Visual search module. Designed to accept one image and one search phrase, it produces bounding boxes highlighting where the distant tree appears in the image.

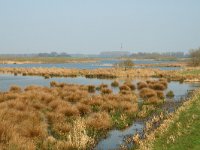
[189,48,200,66]
[114,59,134,70]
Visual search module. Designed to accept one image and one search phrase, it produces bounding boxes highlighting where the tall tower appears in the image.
[120,43,123,51]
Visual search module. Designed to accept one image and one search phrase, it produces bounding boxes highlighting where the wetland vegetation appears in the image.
[0,54,200,149]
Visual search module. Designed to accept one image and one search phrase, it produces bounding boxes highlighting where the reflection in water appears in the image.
[0,74,199,98]
[95,122,144,150]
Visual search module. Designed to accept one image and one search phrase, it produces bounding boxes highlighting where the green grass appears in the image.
[151,93,200,150]
[181,69,200,75]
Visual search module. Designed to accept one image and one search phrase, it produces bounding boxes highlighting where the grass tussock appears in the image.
[139,88,157,99]
[124,82,136,90]
[88,85,96,93]
[86,112,112,131]
[119,85,131,91]
[137,82,148,90]
[166,90,175,98]
[101,88,112,95]
[0,81,141,149]
[9,85,22,93]
[0,76,177,149]
[111,80,119,87]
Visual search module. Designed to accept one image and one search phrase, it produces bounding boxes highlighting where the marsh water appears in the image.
[0,73,198,100]
[0,73,199,149]
[0,59,180,70]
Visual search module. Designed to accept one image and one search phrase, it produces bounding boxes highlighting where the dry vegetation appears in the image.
[0,68,180,149]
[0,67,164,79]
[0,82,139,149]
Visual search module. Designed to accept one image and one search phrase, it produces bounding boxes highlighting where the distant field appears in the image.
[0,56,99,64]
[181,69,200,75]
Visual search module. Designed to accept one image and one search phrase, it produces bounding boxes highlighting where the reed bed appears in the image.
[0,76,178,149]
[0,82,138,149]
[0,67,164,79]
[1,66,200,82]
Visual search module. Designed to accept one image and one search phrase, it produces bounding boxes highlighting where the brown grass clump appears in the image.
[66,91,88,102]
[50,81,58,87]
[101,100,118,112]
[101,88,112,95]
[9,85,22,93]
[124,82,136,90]
[49,99,63,110]
[111,80,119,87]
[87,96,103,107]
[139,88,157,99]
[76,103,91,115]
[86,112,112,130]
[159,81,168,88]
[88,85,96,93]
[150,83,165,91]
[137,82,148,90]
[100,83,108,89]
[24,85,41,91]
[156,90,164,99]
[145,96,162,104]
[120,90,132,95]
[119,85,131,91]
[57,105,80,117]
[120,101,138,114]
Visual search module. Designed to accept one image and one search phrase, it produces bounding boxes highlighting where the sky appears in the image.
[0,0,200,54]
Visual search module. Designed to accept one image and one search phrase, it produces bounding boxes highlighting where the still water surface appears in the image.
[0,59,180,70]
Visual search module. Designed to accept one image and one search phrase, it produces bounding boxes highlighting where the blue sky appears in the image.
[0,0,200,54]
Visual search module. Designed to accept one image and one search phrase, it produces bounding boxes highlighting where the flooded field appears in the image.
[0,73,199,149]
[0,59,180,70]
[0,73,198,98]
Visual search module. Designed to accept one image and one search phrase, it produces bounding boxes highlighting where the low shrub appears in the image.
[166,90,175,98]
[111,80,119,87]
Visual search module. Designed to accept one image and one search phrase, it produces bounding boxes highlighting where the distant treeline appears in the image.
[37,52,71,57]
[0,52,71,58]
[130,52,188,59]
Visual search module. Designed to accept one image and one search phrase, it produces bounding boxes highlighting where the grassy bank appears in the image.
[137,89,200,150]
